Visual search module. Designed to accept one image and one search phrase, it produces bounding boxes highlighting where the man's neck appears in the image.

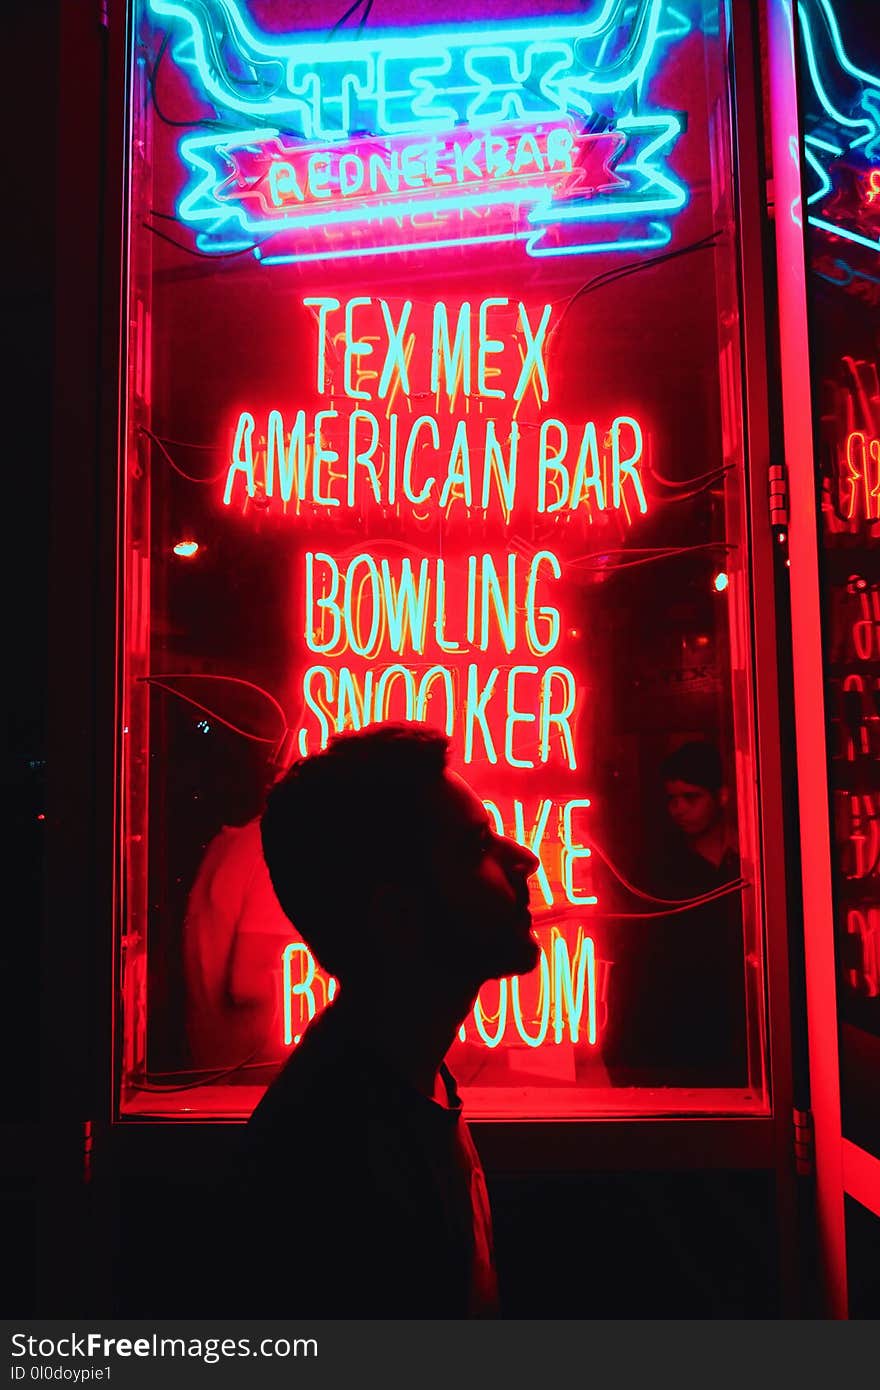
[691,822,734,868]
[333,982,475,1099]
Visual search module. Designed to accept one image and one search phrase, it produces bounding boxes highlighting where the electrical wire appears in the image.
[140,426,228,483]
[650,461,731,489]
[649,469,732,504]
[587,832,745,907]
[147,32,318,147]
[147,33,240,133]
[128,1000,283,1091]
[139,674,288,745]
[568,543,732,560]
[139,428,221,450]
[533,877,747,924]
[570,550,715,573]
[142,219,266,260]
[568,542,735,573]
[548,229,724,348]
[329,0,373,38]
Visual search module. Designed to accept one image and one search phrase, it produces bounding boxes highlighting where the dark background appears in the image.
[4,0,878,1321]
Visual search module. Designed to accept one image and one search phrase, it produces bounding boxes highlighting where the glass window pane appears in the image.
[118,0,770,1119]
[796,0,880,1159]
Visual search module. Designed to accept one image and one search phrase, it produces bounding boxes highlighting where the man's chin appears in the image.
[514,935,542,975]
[486,933,541,980]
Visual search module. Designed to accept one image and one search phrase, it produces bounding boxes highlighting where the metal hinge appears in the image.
[98,0,109,28]
[769,461,789,530]
[793,1107,814,1176]
[83,1120,94,1183]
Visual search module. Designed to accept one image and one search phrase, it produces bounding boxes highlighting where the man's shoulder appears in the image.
[246,1005,365,1144]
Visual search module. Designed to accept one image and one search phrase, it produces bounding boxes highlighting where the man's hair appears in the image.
[260,723,449,979]
[660,740,723,793]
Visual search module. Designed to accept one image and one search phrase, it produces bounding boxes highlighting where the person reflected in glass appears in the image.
[659,740,741,892]
[605,740,747,1088]
[182,814,297,1077]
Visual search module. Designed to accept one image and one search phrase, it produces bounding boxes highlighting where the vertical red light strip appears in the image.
[841,1138,880,1218]
[766,0,846,1317]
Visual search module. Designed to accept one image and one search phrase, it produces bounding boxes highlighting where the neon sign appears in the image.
[845,907,880,997]
[834,794,879,999]
[821,358,880,535]
[797,0,880,259]
[217,294,649,779]
[223,294,647,521]
[146,0,691,260]
[821,346,880,1007]
[282,930,601,1049]
[202,290,643,1056]
[841,429,880,523]
[836,791,880,882]
[126,0,757,1102]
[215,123,623,220]
[851,586,880,662]
[225,408,645,515]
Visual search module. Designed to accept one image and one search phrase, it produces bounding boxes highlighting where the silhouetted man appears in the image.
[234,723,539,1318]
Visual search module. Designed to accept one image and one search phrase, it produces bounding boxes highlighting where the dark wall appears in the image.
[1,4,58,1320]
[104,1162,781,1319]
[12,0,879,1324]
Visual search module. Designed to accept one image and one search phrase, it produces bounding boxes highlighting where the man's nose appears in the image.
[504,835,540,876]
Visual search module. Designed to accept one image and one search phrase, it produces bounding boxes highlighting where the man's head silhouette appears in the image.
[260,722,540,996]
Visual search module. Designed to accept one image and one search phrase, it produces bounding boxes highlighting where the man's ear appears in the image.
[367,881,412,950]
